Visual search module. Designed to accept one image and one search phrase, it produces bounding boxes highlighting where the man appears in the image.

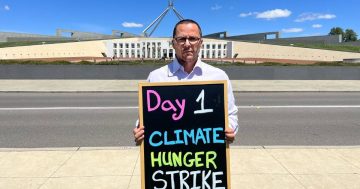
[133,19,238,144]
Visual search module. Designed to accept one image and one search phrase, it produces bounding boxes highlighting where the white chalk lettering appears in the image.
[202,170,212,189]
[212,171,225,189]
[152,170,225,189]
[194,89,213,114]
[190,170,201,189]
[152,170,167,189]
[166,170,180,189]
[179,170,190,189]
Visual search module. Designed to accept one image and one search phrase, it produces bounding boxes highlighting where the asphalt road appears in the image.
[0,92,359,148]
[1,64,360,79]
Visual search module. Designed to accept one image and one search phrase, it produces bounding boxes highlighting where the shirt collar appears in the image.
[168,57,203,77]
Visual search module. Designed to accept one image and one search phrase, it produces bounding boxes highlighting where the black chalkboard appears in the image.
[139,81,230,189]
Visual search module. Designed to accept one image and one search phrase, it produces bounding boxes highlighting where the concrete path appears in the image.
[0,147,359,189]
[1,80,360,92]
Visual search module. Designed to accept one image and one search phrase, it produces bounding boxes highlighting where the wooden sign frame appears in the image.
[138,80,231,189]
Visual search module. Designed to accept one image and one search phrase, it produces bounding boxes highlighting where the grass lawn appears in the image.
[0,41,78,48]
[1,59,360,66]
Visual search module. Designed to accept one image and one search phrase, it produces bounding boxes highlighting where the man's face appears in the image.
[172,23,203,65]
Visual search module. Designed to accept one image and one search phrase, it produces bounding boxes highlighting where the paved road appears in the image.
[0,92,359,148]
[1,64,360,79]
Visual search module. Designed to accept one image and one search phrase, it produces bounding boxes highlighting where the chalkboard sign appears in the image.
[138,81,230,189]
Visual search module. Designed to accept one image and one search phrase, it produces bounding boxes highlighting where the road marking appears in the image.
[238,105,360,109]
[0,107,139,111]
[1,105,360,111]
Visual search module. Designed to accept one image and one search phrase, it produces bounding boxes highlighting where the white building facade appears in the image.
[108,38,233,59]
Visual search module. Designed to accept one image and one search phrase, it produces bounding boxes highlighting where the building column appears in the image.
[215,43,218,58]
[155,43,158,58]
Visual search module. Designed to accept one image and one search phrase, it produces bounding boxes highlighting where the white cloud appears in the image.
[239,12,253,18]
[282,28,304,33]
[300,33,322,37]
[295,13,336,22]
[211,4,222,11]
[312,24,323,28]
[256,9,291,20]
[122,22,143,28]
[4,5,10,11]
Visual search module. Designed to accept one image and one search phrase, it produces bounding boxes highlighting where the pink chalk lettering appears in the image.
[172,99,186,121]
[147,90,161,112]
[161,100,177,112]
[146,89,186,121]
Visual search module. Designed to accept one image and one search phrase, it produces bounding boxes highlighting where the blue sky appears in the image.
[0,0,359,38]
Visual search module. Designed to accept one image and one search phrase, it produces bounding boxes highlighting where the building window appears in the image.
[131,49,135,57]
[113,43,117,48]
[131,43,135,48]
[125,43,129,48]
[169,49,174,58]
[218,44,221,49]
[120,43,123,48]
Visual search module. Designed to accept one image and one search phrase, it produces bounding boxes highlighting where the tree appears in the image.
[344,29,358,42]
[329,27,344,36]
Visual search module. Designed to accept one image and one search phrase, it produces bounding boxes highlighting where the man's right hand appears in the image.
[133,126,145,145]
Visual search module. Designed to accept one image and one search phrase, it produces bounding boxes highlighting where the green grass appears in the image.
[0,59,171,65]
[0,59,72,65]
[0,41,78,48]
[264,42,360,53]
[211,61,360,66]
[292,43,360,53]
[2,59,360,66]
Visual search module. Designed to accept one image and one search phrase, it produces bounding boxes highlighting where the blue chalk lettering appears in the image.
[203,128,212,143]
[183,129,195,145]
[195,128,206,145]
[174,129,184,144]
[164,131,176,145]
[213,127,225,143]
[149,131,163,147]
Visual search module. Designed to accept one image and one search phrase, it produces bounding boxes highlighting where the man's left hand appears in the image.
[225,128,235,144]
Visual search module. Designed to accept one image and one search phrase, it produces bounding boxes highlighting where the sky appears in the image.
[0,0,359,38]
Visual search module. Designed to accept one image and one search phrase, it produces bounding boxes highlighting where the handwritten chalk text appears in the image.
[149,127,224,147]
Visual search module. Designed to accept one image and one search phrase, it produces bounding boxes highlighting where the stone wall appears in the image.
[232,41,360,61]
[0,40,107,59]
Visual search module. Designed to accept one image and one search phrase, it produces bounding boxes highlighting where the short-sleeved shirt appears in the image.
[146,58,239,133]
